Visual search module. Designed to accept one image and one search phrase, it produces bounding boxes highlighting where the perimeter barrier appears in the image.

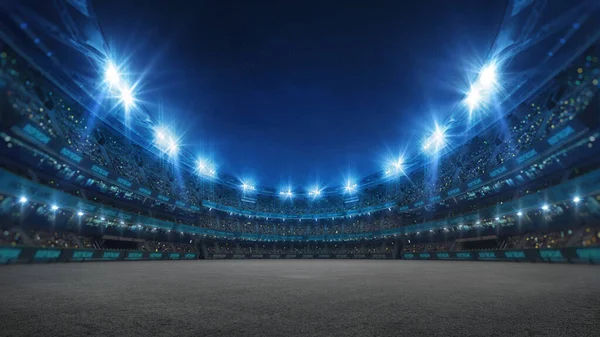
[208,253,393,260]
[0,246,198,264]
[401,247,600,264]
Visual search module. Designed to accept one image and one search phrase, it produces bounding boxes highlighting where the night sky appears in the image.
[94,0,507,189]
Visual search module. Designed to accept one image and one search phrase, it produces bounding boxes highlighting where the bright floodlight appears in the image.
[393,157,403,171]
[479,63,497,89]
[542,204,549,211]
[573,196,581,203]
[105,62,120,86]
[422,124,447,153]
[154,127,179,156]
[119,85,135,109]
[241,181,255,191]
[51,204,58,211]
[517,211,523,216]
[77,211,84,216]
[345,181,357,193]
[197,160,216,176]
[465,86,482,111]
[386,157,404,175]
[280,188,293,197]
[309,187,321,197]
[18,196,27,204]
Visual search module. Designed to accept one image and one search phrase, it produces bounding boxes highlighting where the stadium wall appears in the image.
[402,247,600,264]
[0,246,199,264]
[208,253,393,260]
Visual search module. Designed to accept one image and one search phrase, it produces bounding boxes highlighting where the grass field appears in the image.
[0,260,598,337]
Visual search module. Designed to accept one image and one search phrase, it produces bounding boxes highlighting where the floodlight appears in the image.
[573,196,581,203]
[105,62,120,86]
[422,124,447,153]
[154,127,179,156]
[77,211,84,216]
[495,217,499,221]
[241,181,255,191]
[541,204,549,211]
[345,181,357,193]
[479,63,497,89]
[517,211,523,216]
[309,187,321,197]
[18,196,27,204]
[51,204,58,211]
[466,86,482,111]
[393,158,403,171]
[119,85,135,109]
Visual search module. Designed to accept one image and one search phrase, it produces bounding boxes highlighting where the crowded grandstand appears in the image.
[0,0,599,264]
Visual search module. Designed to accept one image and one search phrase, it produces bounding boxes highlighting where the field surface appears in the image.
[0,260,598,337]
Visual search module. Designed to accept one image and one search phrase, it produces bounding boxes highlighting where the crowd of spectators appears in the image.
[144,241,172,252]
[403,242,451,253]
[29,231,78,249]
[2,44,597,223]
[0,229,23,246]
[2,42,600,263]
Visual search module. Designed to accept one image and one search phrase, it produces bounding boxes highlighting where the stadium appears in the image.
[0,0,599,336]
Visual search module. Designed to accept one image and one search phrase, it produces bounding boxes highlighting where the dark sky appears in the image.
[94,0,507,189]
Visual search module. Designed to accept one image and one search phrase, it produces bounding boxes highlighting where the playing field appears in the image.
[0,260,598,337]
